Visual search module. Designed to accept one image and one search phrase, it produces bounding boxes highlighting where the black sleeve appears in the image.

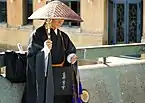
[24,27,46,103]
[27,30,44,76]
[61,31,76,56]
[27,30,44,57]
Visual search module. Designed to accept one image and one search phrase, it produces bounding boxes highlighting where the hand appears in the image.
[45,39,52,50]
[71,55,78,64]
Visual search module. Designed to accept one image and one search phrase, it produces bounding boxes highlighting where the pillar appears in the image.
[7,0,27,27]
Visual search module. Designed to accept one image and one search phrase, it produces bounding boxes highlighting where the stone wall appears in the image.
[0,61,145,103]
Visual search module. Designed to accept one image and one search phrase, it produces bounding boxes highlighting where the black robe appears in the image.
[22,25,77,103]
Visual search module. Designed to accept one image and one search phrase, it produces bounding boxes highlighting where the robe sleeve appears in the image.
[23,30,45,103]
[61,32,76,62]
[27,31,44,57]
[27,31,44,81]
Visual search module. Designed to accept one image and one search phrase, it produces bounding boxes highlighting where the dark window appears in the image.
[0,0,7,23]
[27,0,33,24]
[61,0,80,27]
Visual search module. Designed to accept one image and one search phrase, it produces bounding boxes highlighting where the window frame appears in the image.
[0,0,7,23]
[60,0,80,27]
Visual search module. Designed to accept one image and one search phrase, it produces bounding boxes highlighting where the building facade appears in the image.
[0,0,145,50]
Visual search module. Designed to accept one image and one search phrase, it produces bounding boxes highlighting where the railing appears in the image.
[76,43,145,63]
[0,43,145,68]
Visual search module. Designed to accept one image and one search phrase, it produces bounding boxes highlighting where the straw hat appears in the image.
[28,0,83,22]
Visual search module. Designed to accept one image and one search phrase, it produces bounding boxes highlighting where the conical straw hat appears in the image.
[28,0,83,22]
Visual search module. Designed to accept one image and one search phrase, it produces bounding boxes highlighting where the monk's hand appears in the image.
[71,55,78,64]
[45,39,52,50]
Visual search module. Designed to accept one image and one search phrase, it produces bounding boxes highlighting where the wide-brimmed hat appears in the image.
[28,0,83,22]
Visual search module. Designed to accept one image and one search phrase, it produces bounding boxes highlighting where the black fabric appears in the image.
[53,66,73,95]
[54,95,72,103]
[35,52,74,103]
[45,53,54,103]
[50,29,65,64]
[4,51,26,83]
[35,52,54,103]
[0,54,5,68]
[22,24,77,103]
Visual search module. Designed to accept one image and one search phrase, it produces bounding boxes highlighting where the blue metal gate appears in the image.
[108,0,143,44]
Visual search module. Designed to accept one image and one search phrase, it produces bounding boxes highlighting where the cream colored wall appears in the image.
[103,0,108,44]
[80,0,105,32]
[0,27,103,50]
[0,28,30,49]
[7,0,27,26]
[80,0,108,44]
[0,0,107,50]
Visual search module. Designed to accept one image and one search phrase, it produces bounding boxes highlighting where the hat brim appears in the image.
[28,1,83,22]
[28,17,83,22]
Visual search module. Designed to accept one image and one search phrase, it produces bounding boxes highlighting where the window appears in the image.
[27,0,33,24]
[61,0,80,27]
[0,0,7,23]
